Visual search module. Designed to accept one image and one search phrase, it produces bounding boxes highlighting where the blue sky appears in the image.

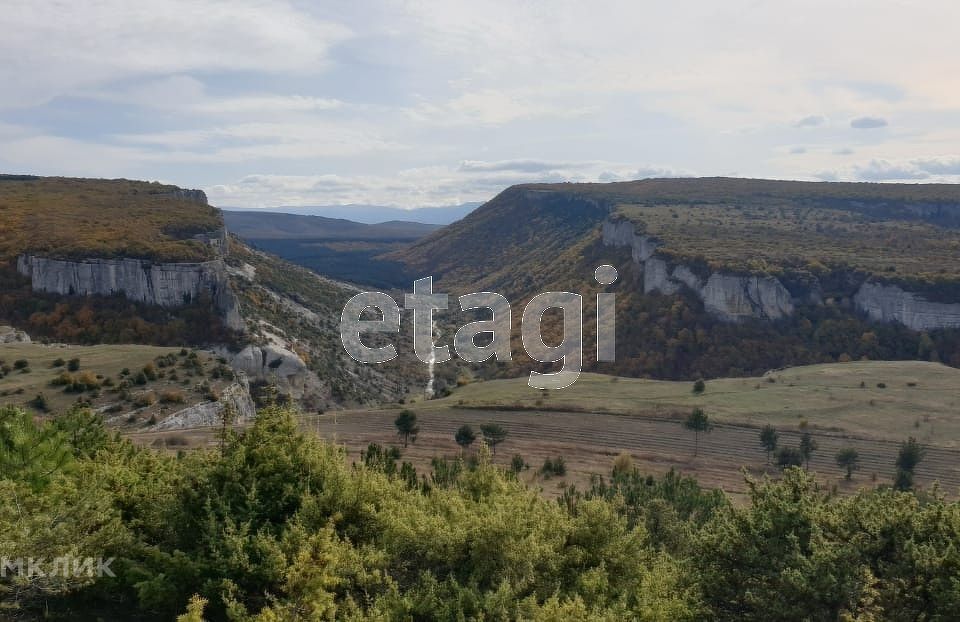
[2,0,959,209]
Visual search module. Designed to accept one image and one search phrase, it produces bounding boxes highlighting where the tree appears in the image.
[759,425,779,464]
[776,446,804,469]
[684,408,712,457]
[0,406,74,490]
[480,423,507,455]
[894,436,925,491]
[835,447,860,480]
[394,409,419,447]
[799,432,818,469]
[454,424,476,452]
[692,379,706,394]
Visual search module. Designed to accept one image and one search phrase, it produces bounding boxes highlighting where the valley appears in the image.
[127,360,960,499]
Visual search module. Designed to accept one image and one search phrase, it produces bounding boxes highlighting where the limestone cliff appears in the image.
[226,344,320,402]
[854,282,960,331]
[602,218,794,321]
[16,254,243,331]
[154,374,256,430]
[602,216,960,330]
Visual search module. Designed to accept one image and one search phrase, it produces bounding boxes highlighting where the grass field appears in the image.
[421,361,960,447]
[0,342,231,426]
[124,360,960,498]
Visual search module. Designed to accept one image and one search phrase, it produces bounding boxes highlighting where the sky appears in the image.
[2,0,960,210]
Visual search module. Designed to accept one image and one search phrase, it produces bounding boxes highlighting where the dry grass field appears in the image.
[125,360,960,498]
[0,342,231,427]
[425,361,960,447]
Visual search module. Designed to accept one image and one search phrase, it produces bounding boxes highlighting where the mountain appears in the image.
[223,210,436,288]
[223,210,439,240]
[225,202,481,225]
[0,175,417,416]
[393,177,960,380]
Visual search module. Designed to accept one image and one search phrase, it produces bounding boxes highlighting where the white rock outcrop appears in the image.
[0,326,30,343]
[853,282,960,331]
[16,255,243,331]
[602,216,960,329]
[154,376,256,430]
[226,344,317,400]
[602,218,794,321]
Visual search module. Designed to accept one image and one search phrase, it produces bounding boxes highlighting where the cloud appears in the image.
[208,160,690,208]
[854,159,928,180]
[812,154,960,182]
[458,159,585,173]
[911,156,960,175]
[795,115,826,128]
[0,1,352,108]
[850,116,889,129]
[405,89,591,126]
[789,146,808,154]
[111,121,402,161]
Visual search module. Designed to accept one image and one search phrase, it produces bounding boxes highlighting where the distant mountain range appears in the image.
[222,202,482,225]
[223,210,440,240]
[222,210,437,289]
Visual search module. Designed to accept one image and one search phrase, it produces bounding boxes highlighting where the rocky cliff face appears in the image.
[16,254,243,331]
[602,218,794,321]
[154,374,256,430]
[854,282,960,331]
[0,326,30,343]
[225,344,322,402]
[602,217,960,329]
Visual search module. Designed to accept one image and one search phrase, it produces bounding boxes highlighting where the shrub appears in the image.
[510,454,526,474]
[540,456,567,478]
[28,393,49,412]
[51,358,66,368]
[13,359,29,370]
[142,363,158,381]
[776,446,804,469]
[67,358,81,372]
[612,452,634,476]
[50,372,73,386]
[160,389,186,405]
[133,392,157,408]
[693,378,706,394]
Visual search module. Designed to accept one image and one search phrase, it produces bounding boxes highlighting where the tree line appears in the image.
[0,403,956,620]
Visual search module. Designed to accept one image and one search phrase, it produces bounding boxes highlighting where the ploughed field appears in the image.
[304,360,960,497]
[303,406,960,499]
[123,360,960,498]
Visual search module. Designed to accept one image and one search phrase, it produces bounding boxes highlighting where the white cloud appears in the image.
[795,115,827,128]
[0,0,351,108]
[3,0,960,206]
[850,116,889,129]
[208,160,689,208]
[812,155,960,182]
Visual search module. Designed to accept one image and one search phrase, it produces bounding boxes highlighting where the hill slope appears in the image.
[393,178,960,380]
[0,175,415,410]
[223,210,438,240]
[224,210,437,287]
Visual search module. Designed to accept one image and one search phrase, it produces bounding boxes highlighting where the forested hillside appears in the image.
[3,402,959,620]
[393,178,960,380]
